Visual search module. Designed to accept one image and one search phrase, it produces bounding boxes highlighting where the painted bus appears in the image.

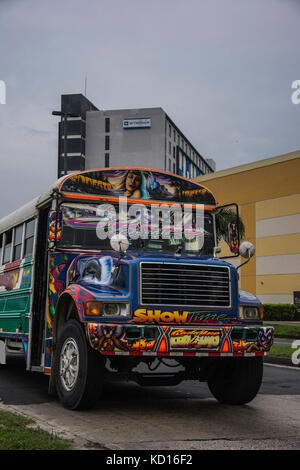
[0,167,274,410]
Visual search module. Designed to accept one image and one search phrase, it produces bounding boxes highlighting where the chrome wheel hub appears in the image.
[59,338,79,392]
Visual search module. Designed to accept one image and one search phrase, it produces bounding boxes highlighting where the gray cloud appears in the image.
[0,0,299,217]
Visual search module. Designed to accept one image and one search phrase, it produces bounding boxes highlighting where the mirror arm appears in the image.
[213,246,221,258]
[236,254,251,270]
[110,238,128,278]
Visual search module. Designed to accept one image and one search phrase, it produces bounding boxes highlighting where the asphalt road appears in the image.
[0,354,300,450]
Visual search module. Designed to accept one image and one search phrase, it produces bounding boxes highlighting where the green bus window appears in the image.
[24,219,35,257]
[13,224,23,261]
[3,230,12,264]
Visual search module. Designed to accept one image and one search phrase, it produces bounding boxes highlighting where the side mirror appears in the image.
[239,241,255,259]
[110,233,129,253]
[215,203,244,259]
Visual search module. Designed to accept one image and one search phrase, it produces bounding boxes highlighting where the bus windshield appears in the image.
[57,202,215,256]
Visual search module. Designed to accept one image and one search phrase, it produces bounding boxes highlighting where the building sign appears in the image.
[123,118,151,129]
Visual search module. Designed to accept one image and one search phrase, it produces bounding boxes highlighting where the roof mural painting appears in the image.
[59,168,216,206]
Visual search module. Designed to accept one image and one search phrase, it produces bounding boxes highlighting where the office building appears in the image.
[56,94,215,178]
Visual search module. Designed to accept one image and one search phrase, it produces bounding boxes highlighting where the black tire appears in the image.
[207,357,263,405]
[54,319,104,410]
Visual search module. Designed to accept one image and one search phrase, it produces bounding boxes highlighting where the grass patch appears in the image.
[264,323,300,339]
[268,344,294,358]
[0,409,71,450]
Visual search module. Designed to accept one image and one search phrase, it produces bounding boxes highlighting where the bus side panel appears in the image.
[0,257,33,335]
[44,252,77,371]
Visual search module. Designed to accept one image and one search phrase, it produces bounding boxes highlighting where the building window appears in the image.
[168,141,171,154]
[169,124,171,138]
[24,220,35,257]
[105,153,110,168]
[168,159,171,171]
[105,135,110,151]
[13,225,23,261]
[3,230,12,264]
[105,117,110,133]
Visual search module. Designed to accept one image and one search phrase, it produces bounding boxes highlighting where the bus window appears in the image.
[24,220,35,257]
[3,230,12,264]
[13,224,24,261]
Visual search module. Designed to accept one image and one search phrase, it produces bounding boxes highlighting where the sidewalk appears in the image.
[266,321,300,326]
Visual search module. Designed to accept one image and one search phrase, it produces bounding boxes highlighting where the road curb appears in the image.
[264,355,300,368]
[0,402,104,450]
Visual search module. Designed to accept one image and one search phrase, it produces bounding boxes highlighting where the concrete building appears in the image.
[85,107,215,178]
[56,94,215,179]
[194,150,300,306]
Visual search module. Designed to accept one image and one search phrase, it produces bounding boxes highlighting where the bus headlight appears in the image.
[85,301,131,317]
[238,305,260,321]
[102,303,131,317]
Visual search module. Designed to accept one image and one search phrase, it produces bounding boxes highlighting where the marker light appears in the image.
[85,301,103,316]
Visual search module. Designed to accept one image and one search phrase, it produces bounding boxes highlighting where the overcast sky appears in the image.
[0,0,299,217]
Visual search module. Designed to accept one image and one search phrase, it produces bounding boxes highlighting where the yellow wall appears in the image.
[256,234,300,257]
[195,152,300,302]
[256,193,300,220]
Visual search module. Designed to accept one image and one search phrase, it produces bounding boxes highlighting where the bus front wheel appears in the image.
[207,357,263,405]
[54,319,104,410]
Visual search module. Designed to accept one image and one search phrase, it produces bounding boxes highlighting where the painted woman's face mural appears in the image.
[60,168,216,206]
[124,171,142,198]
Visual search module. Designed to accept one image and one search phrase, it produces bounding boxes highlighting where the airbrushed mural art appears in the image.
[86,323,273,356]
[0,260,32,293]
[44,250,273,366]
[60,168,216,205]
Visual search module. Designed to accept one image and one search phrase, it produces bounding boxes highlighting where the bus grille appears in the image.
[140,262,231,308]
